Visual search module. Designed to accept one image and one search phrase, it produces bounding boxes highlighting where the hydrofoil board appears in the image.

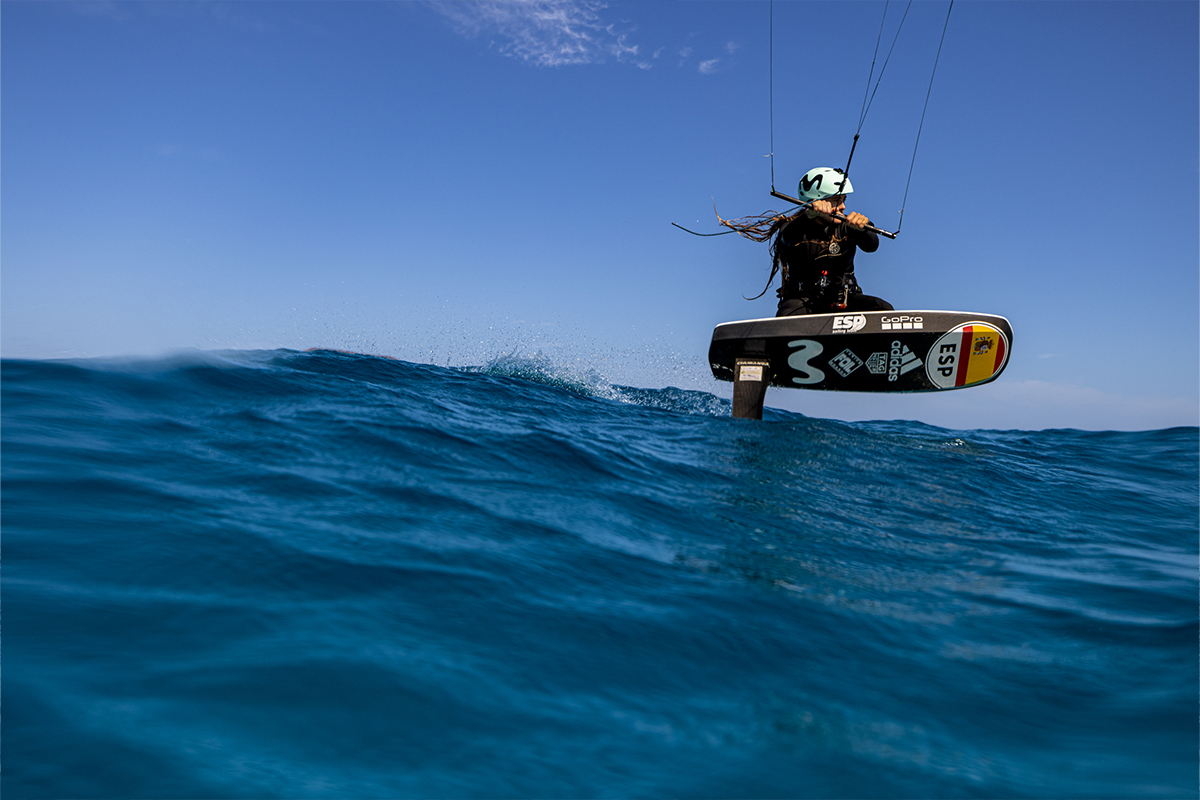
[710,311,1011,415]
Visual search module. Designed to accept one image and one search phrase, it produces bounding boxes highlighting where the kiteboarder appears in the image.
[772,167,893,317]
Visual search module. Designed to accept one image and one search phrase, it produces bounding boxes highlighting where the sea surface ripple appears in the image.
[4,349,1197,798]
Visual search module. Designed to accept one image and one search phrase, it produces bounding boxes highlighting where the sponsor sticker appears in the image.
[787,339,825,385]
[738,364,764,382]
[887,341,922,382]
[829,349,863,378]
[832,314,867,333]
[865,352,888,375]
[880,314,924,331]
[926,323,1009,389]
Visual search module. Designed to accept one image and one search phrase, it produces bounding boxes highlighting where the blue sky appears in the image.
[3,0,1197,430]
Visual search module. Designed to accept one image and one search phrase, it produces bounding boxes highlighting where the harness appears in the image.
[777,220,861,309]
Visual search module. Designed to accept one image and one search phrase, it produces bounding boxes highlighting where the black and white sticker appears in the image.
[866,352,888,374]
[832,314,867,333]
[880,315,924,331]
[829,349,863,378]
[887,341,922,382]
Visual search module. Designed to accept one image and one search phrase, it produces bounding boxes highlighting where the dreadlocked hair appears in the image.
[716,208,801,300]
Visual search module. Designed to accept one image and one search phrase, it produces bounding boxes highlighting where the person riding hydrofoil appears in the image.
[771,167,893,317]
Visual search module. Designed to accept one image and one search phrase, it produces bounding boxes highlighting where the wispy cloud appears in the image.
[698,58,719,75]
[430,0,648,68]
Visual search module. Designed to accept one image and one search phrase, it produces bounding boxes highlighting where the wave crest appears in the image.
[465,351,731,417]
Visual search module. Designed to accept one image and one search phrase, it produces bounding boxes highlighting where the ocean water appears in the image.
[3,349,1197,799]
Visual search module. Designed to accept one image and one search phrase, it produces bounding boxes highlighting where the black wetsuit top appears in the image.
[775,214,884,316]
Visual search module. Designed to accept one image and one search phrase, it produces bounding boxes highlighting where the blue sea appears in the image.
[4,349,1197,798]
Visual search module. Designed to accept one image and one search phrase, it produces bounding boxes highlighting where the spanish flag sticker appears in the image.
[925,323,1009,389]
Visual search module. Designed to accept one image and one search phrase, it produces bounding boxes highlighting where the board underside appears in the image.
[709,311,1013,393]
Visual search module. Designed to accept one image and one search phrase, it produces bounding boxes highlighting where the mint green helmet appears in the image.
[798,167,853,202]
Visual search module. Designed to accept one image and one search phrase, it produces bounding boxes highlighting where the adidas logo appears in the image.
[887,341,922,382]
